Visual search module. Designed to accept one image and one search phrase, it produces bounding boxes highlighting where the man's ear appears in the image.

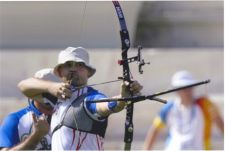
[88,70,92,78]
[57,66,63,78]
[32,95,45,104]
[88,71,91,78]
[85,67,91,78]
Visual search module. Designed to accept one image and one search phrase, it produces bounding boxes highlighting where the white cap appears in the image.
[171,70,196,87]
[34,68,60,82]
[34,68,60,107]
[54,47,96,77]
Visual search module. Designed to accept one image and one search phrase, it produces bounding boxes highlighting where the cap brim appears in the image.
[172,80,196,87]
[53,63,96,78]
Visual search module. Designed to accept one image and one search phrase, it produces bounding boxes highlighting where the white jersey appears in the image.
[51,87,105,150]
[153,97,216,150]
[165,100,204,150]
[52,126,104,150]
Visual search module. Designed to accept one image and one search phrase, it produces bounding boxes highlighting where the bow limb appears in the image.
[112,1,134,150]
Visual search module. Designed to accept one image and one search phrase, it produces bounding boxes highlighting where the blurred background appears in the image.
[0,1,224,150]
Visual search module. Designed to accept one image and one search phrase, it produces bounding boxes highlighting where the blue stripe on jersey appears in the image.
[0,101,42,148]
[0,108,27,147]
[28,101,42,116]
[108,101,117,110]
[85,87,107,114]
[159,101,174,123]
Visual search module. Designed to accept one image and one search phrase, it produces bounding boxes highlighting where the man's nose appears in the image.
[69,65,78,71]
[69,68,77,74]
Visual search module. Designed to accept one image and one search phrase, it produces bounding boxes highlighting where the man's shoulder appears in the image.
[1,107,29,126]
[0,107,29,141]
[160,101,175,112]
[85,87,107,101]
[154,101,175,125]
[195,96,213,106]
[158,101,174,116]
[87,87,106,96]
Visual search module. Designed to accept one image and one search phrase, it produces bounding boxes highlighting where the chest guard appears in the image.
[52,94,108,138]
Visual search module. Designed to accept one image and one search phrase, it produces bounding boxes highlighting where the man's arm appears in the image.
[214,114,224,134]
[143,100,172,150]
[18,78,71,99]
[1,132,44,151]
[143,125,161,150]
[210,103,224,134]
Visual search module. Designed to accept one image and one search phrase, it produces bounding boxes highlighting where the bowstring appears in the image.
[78,1,87,46]
[74,1,124,89]
[74,79,122,89]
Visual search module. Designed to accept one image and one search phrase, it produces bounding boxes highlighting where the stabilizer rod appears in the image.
[90,79,210,104]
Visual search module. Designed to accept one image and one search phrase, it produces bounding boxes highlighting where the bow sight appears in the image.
[117,45,150,76]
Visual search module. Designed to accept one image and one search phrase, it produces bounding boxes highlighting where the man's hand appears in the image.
[48,82,72,99]
[121,80,143,97]
[31,113,49,139]
[18,78,72,100]
[116,80,143,111]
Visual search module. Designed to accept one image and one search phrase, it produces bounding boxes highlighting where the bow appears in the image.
[112,1,147,150]
[111,1,210,150]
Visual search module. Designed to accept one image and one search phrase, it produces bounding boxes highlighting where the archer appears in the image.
[18,47,143,150]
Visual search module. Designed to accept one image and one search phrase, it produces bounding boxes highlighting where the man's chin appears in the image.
[71,81,86,88]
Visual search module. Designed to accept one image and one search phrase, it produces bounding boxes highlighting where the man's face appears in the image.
[58,61,90,86]
[177,88,193,100]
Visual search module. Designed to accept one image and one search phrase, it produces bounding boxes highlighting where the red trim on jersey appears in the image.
[70,129,76,150]
[100,136,104,150]
[76,132,81,151]
[77,132,88,150]
[96,135,100,150]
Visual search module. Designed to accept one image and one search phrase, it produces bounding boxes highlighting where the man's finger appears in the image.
[59,87,71,99]
[31,112,38,123]
[39,114,47,120]
[63,83,71,89]
[131,85,143,91]
[63,88,72,97]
